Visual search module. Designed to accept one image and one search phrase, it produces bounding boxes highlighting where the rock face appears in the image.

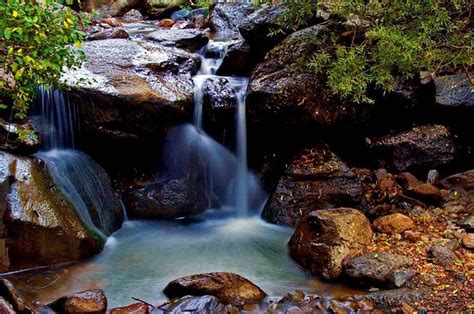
[262,145,362,226]
[209,2,255,34]
[343,253,415,288]
[435,74,474,107]
[146,0,187,17]
[164,295,238,313]
[123,177,207,219]
[373,213,415,234]
[368,124,456,172]
[289,208,373,280]
[239,4,287,53]
[246,23,368,129]
[63,39,200,162]
[163,272,266,307]
[217,38,257,77]
[49,289,107,314]
[0,152,103,272]
[145,29,209,51]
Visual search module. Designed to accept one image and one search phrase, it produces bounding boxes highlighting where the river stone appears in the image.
[289,208,373,280]
[343,253,415,288]
[49,289,107,314]
[145,29,209,51]
[373,213,415,234]
[247,23,369,129]
[0,152,103,272]
[63,39,200,157]
[146,0,187,17]
[123,9,143,20]
[359,288,431,309]
[368,124,456,172]
[435,74,474,107]
[440,170,474,202]
[110,303,149,314]
[171,9,190,20]
[428,245,456,266]
[217,38,257,77]
[163,272,266,307]
[86,27,130,41]
[457,215,474,231]
[209,2,255,34]
[164,295,238,313]
[81,0,143,17]
[262,144,362,226]
[0,279,35,313]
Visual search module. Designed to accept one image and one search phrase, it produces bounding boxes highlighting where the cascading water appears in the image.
[165,39,267,216]
[31,87,124,239]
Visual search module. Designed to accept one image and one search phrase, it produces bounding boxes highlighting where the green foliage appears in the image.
[0,0,87,119]
[274,0,473,103]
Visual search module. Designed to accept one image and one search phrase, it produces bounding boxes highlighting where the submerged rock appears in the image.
[0,152,103,272]
[145,29,209,51]
[247,23,369,129]
[368,124,456,172]
[164,295,238,313]
[163,272,266,307]
[209,2,255,34]
[343,253,415,288]
[263,144,362,226]
[49,289,107,314]
[123,177,207,219]
[289,208,373,280]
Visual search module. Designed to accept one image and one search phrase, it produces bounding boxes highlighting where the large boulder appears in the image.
[123,177,207,219]
[289,208,373,280]
[209,2,255,34]
[217,38,258,77]
[262,144,362,226]
[367,124,456,172]
[239,4,287,53]
[146,0,187,17]
[80,0,144,17]
[246,23,369,129]
[202,77,237,125]
[145,29,209,51]
[163,272,266,307]
[343,253,415,288]
[0,152,102,272]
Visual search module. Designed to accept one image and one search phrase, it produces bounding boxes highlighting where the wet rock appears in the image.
[217,38,257,77]
[462,233,474,249]
[239,4,287,53]
[435,74,474,107]
[343,253,415,288]
[49,289,107,314]
[202,77,237,123]
[171,9,190,21]
[0,297,14,314]
[63,39,200,153]
[190,14,208,30]
[123,177,207,219]
[0,279,35,313]
[361,288,430,308]
[163,272,266,307]
[397,172,441,201]
[163,295,238,313]
[247,23,369,129]
[110,302,149,314]
[368,125,456,172]
[440,170,474,198]
[209,2,255,34]
[373,213,415,234]
[263,144,362,226]
[146,29,208,51]
[289,208,373,280]
[146,0,187,18]
[80,0,143,17]
[428,245,456,266]
[0,152,103,272]
[457,215,474,231]
[0,119,40,154]
[86,28,130,41]
[158,18,175,28]
[123,9,143,20]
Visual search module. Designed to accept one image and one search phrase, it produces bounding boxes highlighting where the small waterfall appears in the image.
[165,40,266,216]
[31,87,123,240]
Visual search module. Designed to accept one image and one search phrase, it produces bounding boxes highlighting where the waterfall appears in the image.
[31,87,123,240]
[164,40,266,216]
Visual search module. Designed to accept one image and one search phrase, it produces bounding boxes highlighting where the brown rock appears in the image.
[398,172,441,201]
[403,230,422,242]
[87,28,130,41]
[289,208,373,280]
[263,144,362,226]
[110,303,149,314]
[0,279,35,313]
[373,213,415,234]
[462,233,474,249]
[49,289,107,314]
[0,297,14,314]
[158,19,175,28]
[163,272,266,307]
[428,245,456,266]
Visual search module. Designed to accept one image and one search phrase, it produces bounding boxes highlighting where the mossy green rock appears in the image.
[146,0,187,17]
[0,152,103,272]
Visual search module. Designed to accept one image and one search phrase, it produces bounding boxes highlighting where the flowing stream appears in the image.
[6,36,360,310]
